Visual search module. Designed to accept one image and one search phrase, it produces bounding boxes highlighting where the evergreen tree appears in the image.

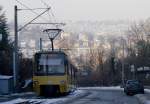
[0,7,9,49]
[0,6,13,75]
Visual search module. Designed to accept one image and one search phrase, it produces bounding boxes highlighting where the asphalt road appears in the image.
[66,89,140,104]
[0,88,142,104]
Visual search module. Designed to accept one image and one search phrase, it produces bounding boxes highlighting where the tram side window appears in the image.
[72,67,74,78]
[74,69,76,78]
[69,64,72,75]
[65,60,69,75]
[73,69,76,79]
[70,65,73,76]
[65,64,69,75]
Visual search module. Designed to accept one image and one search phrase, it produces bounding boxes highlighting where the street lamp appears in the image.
[43,29,62,51]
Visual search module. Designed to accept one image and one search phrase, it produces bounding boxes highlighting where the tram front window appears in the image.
[47,65,65,74]
[36,54,65,75]
[47,58,65,74]
[37,65,47,74]
[36,54,47,75]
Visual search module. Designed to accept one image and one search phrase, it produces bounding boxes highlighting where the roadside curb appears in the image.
[60,90,90,104]
[135,94,150,104]
[0,92,36,102]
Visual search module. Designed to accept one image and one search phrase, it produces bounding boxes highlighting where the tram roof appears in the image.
[35,50,67,55]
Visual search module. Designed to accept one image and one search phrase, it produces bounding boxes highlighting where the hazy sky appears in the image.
[1,0,150,22]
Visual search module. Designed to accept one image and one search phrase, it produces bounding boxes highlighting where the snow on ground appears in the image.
[68,89,84,96]
[145,89,150,93]
[135,88,150,104]
[0,89,84,104]
[1,98,28,104]
[4,86,150,104]
[79,86,123,90]
[146,101,150,104]
[1,98,66,104]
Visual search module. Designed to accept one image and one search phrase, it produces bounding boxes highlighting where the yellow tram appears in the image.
[32,51,77,96]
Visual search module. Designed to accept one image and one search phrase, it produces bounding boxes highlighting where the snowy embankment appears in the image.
[135,89,150,104]
[79,86,123,90]
[0,89,85,104]
[145,89,150,93]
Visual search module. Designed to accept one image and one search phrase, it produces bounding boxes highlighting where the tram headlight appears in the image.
[60,80,66,84]
[33,81,39,85]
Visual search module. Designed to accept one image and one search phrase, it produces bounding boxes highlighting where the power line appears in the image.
[30,22,65,25]
[40,0,64,29]
[15,0,64,29]
[40,0,52,21]
[18,7,50,31]
[15,0,50,22]
[18,8,50,10]
[40,0,57,24]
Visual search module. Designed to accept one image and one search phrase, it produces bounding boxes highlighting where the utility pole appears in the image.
[13,6,51,88]
[13,5,64,89]
[14,5,18,89]
[122,38,125,87]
